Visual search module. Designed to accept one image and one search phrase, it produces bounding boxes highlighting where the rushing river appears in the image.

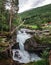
[12,29,41,63]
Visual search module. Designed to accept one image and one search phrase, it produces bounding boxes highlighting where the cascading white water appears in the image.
[13,29,41,63]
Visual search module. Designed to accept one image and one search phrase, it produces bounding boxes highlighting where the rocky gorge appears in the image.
[0,29,51,65]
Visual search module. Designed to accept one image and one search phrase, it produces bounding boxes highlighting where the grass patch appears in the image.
[29,25,38,29]
[22,25,38,29]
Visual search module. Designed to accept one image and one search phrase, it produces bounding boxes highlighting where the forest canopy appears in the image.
[0,0,19,32]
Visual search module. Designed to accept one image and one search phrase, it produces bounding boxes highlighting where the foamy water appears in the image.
[12,30,41,63]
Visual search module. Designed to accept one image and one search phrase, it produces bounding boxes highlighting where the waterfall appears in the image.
[12,29,41,63]
[17,31,31,51]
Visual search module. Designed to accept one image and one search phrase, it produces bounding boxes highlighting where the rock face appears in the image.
[24,37,38,52]
[24,36,51,52]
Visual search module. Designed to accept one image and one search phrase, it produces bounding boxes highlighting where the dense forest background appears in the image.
[19,4,51,25]
[0,0,19,32]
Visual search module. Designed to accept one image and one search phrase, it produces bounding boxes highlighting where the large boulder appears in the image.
[24,36,38,52]
[24,36,51,52]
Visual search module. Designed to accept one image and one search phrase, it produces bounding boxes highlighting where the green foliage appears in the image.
[19,4,51,25]
[22,25,38,30]
[34,60,49,65]
[0,0,19,32]
[0,0,9,31]
[40,36,51,44]
[24,60,49,65]
[13,15,21,26]
[41,48,49,60]
[34,34,51,44]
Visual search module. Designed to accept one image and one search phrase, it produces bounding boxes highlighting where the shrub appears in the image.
[34,60,49,65]
[41,48,49,60]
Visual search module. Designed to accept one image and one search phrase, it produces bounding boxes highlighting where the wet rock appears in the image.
[24,36,38,52]
[14,51,21,59]
[12,42,19,49]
